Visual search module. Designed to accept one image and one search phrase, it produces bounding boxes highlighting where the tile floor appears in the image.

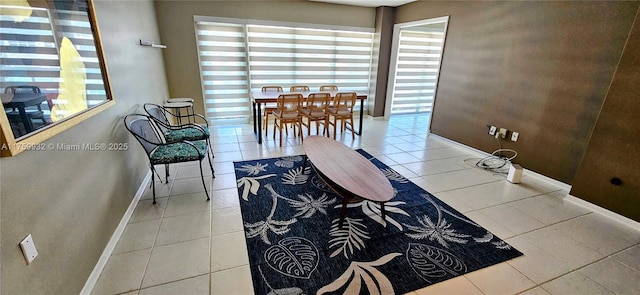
[92,114,640,295]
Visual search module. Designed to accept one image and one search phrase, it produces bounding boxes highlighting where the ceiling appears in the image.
[308,0,417,7]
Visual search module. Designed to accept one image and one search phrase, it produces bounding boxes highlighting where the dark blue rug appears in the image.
[234,150,522,294]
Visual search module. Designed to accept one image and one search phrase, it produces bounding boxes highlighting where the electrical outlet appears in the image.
[498,128,507,139]
[20,234,38,265]
[488,126,497,136]
[511,131,519,142]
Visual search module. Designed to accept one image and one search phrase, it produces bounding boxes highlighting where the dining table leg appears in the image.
[257,102,263,144]
[356,98,364,135]
[252,101,257,134]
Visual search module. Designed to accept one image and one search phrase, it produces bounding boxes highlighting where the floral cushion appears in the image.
[150,140,207,164]
[164,126,209,143]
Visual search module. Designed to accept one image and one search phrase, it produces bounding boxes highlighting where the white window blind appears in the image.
[195,22,250,124]
[246,25,373,94]
[194,18,373,124]
[0,7,59,92]
[390,28,445,115]
[0,6,106,105]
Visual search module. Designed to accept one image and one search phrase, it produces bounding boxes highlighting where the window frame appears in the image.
[0,0,114,157]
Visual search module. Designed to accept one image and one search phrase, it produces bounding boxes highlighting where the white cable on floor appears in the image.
[474,137,518,174]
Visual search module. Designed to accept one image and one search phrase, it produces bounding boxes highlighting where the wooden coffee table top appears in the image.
[303,136,393,203]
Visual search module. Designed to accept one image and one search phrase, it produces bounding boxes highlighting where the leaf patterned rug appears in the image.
[233,150,522,294]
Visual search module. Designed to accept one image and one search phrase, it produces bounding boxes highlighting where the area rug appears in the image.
[234,150,522,294]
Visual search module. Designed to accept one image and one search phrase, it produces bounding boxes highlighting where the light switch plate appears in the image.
[20,234,38,265]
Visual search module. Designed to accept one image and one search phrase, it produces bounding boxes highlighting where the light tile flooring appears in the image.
[92,115,640,295]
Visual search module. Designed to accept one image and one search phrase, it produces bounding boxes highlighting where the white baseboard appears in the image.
[428,134,571,191]
[565,194,640,231]
[80,171,152,295]
[428,133,639,230]
[519,167,572,192]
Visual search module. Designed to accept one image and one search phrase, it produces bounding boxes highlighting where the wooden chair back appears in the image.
[276,94,303,113]
[319,85,338,91]
[334,92,357,111]
[290,85,310,92]
[306,93,330,111]
[262,86,283,92]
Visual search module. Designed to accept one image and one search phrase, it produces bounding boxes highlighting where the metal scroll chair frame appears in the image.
[165,97,195,124]
[124,114,214,204]
[143,103,214,161]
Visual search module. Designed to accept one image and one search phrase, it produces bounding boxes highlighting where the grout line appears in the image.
[459,187,576,216]
[511,241,636,295]
[132,273,211,294]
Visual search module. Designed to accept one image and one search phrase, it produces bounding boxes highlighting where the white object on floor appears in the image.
[507,164,523,184]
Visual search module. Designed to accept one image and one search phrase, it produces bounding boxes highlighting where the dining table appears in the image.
[250,90,367,144]
[1,92,48,133]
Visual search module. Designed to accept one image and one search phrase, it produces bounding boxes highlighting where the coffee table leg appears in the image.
[380,202,386,221]
[302,155,308,170]
[339,197,348,229]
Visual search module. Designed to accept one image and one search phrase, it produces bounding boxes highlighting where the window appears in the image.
[195,17,373,124]
[0,6,107,108]
[195,21,249,125]
[0,0,113,156]
[388,18,448,116]
[246,25,372,93]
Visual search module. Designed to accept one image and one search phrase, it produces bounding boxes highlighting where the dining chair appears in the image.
[326,92,357,140]
[319,85,338,91]
[290,85,310,92]
[273,93,303,146]
[4,86,51,126]
[124,114,214,204]
[261,86,283,137]
[143,103,214,160]
[300,92,330,136]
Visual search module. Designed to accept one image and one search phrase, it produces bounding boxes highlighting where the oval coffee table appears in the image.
[302,136,394,228]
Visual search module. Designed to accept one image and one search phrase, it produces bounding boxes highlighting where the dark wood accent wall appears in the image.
[395,1,639,184]
[570,10,640,221]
